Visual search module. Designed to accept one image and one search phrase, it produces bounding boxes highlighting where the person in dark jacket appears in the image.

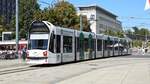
[22,46,27,61]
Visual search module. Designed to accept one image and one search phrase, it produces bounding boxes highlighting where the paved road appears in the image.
[58,55,150,84]
[0,59,28,69]
[0,55,150,84]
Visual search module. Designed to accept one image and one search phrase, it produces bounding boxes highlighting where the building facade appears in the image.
[0,0,16,24]
[78,5,122,34]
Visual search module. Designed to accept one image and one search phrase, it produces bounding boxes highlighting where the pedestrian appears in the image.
[145,48,148,53]
[142,48,145,55]
[22,45,27,61]
[138,48,141,54]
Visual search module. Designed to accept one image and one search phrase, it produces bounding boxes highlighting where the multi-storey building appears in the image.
[0,0,16,24]
[78,5,122,34]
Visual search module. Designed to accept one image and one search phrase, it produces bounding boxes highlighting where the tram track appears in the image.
[54,59,150,84]
[0,55,149,76]
[0,66,41,75]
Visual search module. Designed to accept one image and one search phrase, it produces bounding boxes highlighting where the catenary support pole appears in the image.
[16,0,19,57]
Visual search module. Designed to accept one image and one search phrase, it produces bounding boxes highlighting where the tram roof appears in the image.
[32,21,129,41]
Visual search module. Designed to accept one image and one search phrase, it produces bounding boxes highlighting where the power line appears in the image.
[38,0,51,5]
[119,16,150,20]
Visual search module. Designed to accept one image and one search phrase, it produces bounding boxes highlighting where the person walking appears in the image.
[22,46,27,61]
[142,48,145,55]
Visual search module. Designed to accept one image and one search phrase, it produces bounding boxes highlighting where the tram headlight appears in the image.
[43,51,47,57]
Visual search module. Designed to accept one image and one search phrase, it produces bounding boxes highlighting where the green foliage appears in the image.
[6,0,91,38]
[126,27,150,47]
[148,42,150,47]
[51,1,77,27]
[104,29,117,36]
[35,1,90,32]
[138,28,149,36]
[130,26,150,36]
[125,29,132,34]
[104,29,124,38]
[116,31,124,38]
[10,0,40,39]
[132,40,142,47]
[19,0,40,38]
[0,16,7,36]
[132,26,140,35]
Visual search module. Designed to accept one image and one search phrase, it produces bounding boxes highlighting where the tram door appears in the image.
[88,34,93,59]
[103,40,108,57]
[79,32,84,60]
[102,40,105,57]
[107,37,111,57]
[103,38,110,57]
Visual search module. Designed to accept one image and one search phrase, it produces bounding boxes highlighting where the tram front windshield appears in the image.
[29,39,48,50]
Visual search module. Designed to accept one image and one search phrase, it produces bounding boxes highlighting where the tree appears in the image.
[0,16,7,36]
[104,29,124,38]
[19,0,40,38]
[132,26,139,35]
[139,28,149,36]
[38,1,91,32]
[50,1,78,28]
[73,15,91,32]
[104,29,116,36]
[10,0,40,39]
[115,31,124,38]
[125,29,132,35]
[132,40,142,47]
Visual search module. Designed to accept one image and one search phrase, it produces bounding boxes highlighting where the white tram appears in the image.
[27,21,132,64]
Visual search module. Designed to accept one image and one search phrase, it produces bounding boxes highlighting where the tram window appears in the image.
[97,39,102,51]
[77,37,80,52]
[30,40,48,50]
[63,36,72,53]
[104,40,107,50]
[114,41,119,50]
[104,40,106,49]
[49,33,55,52]
[109,41,113,50]
[56,35,61,53]
[129,42,131,48]
[91,39,94,50]
[110,41,113,45]
[115,47,118,50]
[84,38,88,51]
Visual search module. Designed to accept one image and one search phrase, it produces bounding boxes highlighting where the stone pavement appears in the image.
[0,59,27,69]
[57,62,150,84]
[0,55,150,84]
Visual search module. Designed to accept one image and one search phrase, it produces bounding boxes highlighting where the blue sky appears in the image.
[38,0,150,29]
